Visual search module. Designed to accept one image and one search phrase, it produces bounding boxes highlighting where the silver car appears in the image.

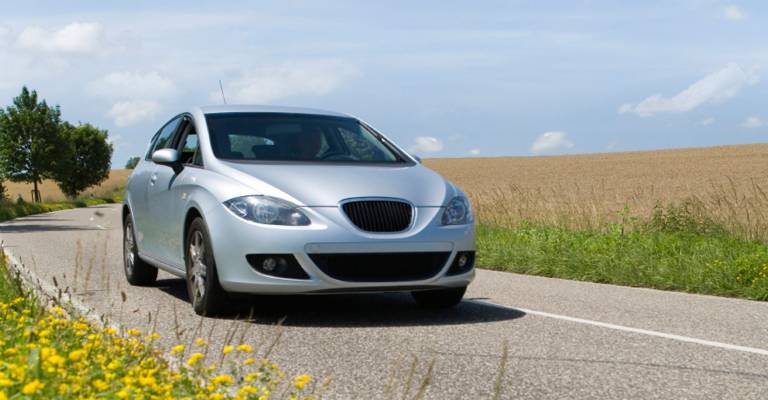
[123,105,475,315]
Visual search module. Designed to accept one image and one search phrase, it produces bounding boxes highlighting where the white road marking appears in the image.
[471,300,768,357]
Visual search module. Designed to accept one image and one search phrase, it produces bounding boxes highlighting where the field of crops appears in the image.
[4,169,131,203]
[427,143,768,241]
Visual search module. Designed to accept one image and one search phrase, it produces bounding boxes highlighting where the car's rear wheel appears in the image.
[186,217,228,316]
[411,286,467,308]
[123,213,158,286]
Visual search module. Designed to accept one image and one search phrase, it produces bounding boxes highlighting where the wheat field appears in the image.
[7,143,767,238]
[426,143,768,239]
[4,169,132,203]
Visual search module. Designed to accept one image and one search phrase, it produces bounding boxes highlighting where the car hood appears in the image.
[218,162,456,207]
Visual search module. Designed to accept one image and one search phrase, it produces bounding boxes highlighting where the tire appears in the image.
[411,286,467,308]
[186,217,228,316]
[123,213,158,286]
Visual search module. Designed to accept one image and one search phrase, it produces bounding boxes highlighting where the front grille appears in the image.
[342,200,413,232]
[309,252,450,282]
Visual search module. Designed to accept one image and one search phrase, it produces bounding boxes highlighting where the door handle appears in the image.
[150,174,157,185]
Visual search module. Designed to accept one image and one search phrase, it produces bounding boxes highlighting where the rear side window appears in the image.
[145,117,182,159]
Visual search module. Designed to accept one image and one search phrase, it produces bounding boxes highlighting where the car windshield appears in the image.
[205,113,406,163]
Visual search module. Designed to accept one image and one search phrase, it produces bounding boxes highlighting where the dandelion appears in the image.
[187,352,205,366]
[68,349,85,361]
[294,374,311,390]
[212,374,234,385]
[22,380,44,395]
[171,344,186,354]
[126,328,141,337]
[194,338,207,346]
[222,345,234,354]
[236,344,253,353]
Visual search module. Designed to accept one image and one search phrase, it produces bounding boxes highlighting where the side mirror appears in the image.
[152,149,183,173]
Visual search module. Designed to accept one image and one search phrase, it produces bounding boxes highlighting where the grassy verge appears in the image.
[0,257,317,399]
[477,203,768,301]
[0,195,121,223]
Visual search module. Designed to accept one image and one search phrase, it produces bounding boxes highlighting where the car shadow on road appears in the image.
[154,278,525,327]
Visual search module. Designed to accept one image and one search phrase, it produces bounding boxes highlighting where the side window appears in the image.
[146,117,182,160]
[177,123,202,166]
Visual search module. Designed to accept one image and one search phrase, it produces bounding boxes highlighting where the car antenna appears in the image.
[218,80,227,104]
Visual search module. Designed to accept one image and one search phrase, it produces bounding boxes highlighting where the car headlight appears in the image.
[224,196,310,226]
[441,196,473,225]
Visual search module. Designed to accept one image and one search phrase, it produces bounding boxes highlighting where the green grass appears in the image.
[0,195,120,223]
[477,204,768,301]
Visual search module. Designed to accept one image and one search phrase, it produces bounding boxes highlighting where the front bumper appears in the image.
[205,203,476,294]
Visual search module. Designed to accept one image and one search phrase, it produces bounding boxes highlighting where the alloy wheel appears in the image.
[188,230,207,302]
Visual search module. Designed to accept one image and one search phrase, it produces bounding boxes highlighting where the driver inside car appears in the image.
[291,126,324,160]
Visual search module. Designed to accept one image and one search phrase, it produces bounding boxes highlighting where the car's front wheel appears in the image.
[123,213,158,286]
[186,217,228,316]
[411,286,467,308]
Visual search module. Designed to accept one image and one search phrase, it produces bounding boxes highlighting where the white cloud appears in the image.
[530,131,574,154]
[469,148,481,155]
[618,63,759,117]
[724,5,747,21]
[16,22,104,54]
[215,60,359,104]
[107,100,161,127]
[89,71,177,100]
[700,117,715,126]
[408,136,444,153]
[741,116,765,129]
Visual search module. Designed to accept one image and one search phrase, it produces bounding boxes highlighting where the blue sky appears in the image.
[1,1,766,166]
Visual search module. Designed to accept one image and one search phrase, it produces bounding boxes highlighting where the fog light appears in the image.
[246,254,310,279]
[457,254,468,268]
[262,257,278,272]
[447,251,475,276]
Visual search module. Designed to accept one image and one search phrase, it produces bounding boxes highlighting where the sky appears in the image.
[0,1,767,166]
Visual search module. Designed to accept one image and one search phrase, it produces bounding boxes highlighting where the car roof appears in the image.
[198,105,351,118]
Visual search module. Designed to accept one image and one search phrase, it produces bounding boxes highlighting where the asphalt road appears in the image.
[2,204,768,399]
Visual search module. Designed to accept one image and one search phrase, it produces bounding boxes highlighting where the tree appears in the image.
[52,122,113,198]
[0,87,66,202]
[125,156,140,169]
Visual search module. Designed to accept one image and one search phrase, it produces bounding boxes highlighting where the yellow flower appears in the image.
[48,354,66,367]
[68,349,85,361]
[187,352,205,366]
[57,383,69,395]
[243,357,256,366]
[293,374,311,390]
[104,327,118,335]
[116,389,130,399]
[0,391,6,400]
[22,380,44,395]
[222,345,234,354]
[92,379,109,391]
[138,376,157,387]
[146,332,161,341]
[126,328,141,337]
[212,374,234,385]
[236,344,252,353]
[170,344,186,354]
[210,394,225,400]
[194,338,207,346]
[239,385,258,395]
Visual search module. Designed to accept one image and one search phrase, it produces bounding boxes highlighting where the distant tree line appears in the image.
[0,87,113,202]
